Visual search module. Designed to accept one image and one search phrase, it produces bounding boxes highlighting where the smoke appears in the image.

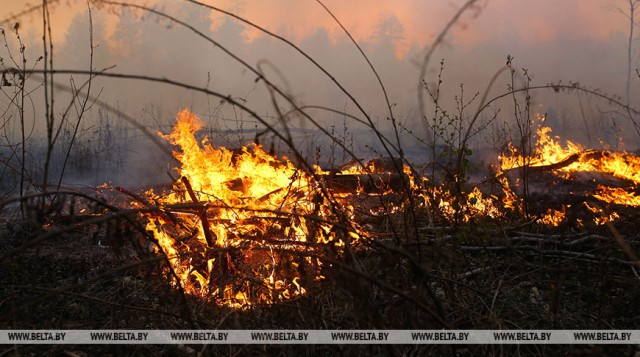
[1,0,638,189]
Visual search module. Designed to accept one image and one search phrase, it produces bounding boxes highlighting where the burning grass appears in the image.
[2,111,640,355]
[132,110,640,319]
[497,116,640,226]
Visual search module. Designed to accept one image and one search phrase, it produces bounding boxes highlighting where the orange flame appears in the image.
[500,118,640,185]
[593,186,640,207]
[141,110,363,308]
[539,206,567,227]
[498,116,640,224]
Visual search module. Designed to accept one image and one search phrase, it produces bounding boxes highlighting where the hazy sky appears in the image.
[1,0,638,153]
[2,1,628,53]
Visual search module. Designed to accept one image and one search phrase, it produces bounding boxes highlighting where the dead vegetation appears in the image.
[1,164,640,356]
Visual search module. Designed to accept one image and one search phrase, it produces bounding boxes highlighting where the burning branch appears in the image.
[500,149,603,176]
[180,176,216,248]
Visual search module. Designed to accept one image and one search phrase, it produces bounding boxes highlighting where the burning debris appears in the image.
[497,118,640,225]
[137,110,367,308]
[119,110,640,309]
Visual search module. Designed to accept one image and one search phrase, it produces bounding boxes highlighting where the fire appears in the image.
[539,206,567,227]
[498,176,521,213]
[593,186,640,207]
[416,184,505,223]
[137,110,640,306]
[141,110,363,308]
[584,202,620,225]
[499,125,583,173]
[498,117,640,224]
[500,119,640,185]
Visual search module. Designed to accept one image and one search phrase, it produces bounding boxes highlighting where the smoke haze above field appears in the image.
[1,0,638,152]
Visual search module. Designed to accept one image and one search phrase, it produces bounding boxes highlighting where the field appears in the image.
[1,1,640,356]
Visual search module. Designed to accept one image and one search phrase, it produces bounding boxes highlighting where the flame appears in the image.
[539,206,567,227]
[498,116,640,224]
[498,176,521,213]
[593,185,640,206]
[584,202,620,225]
[355,115,640,227]
[418,184,504,223]
[141,109,363,308]
[139,110,640,307]
[499,125,583,173]
[500,118,640,185]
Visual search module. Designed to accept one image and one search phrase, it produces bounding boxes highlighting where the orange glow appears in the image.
[207,0,624,56]
[1,0,626,61]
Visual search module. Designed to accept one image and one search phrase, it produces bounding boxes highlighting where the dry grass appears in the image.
[1,184,640,356]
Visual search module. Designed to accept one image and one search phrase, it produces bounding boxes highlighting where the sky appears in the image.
[0,0,638,165]
[1,1,627,54]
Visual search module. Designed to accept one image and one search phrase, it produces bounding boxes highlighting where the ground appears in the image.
[1,181,640,356]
